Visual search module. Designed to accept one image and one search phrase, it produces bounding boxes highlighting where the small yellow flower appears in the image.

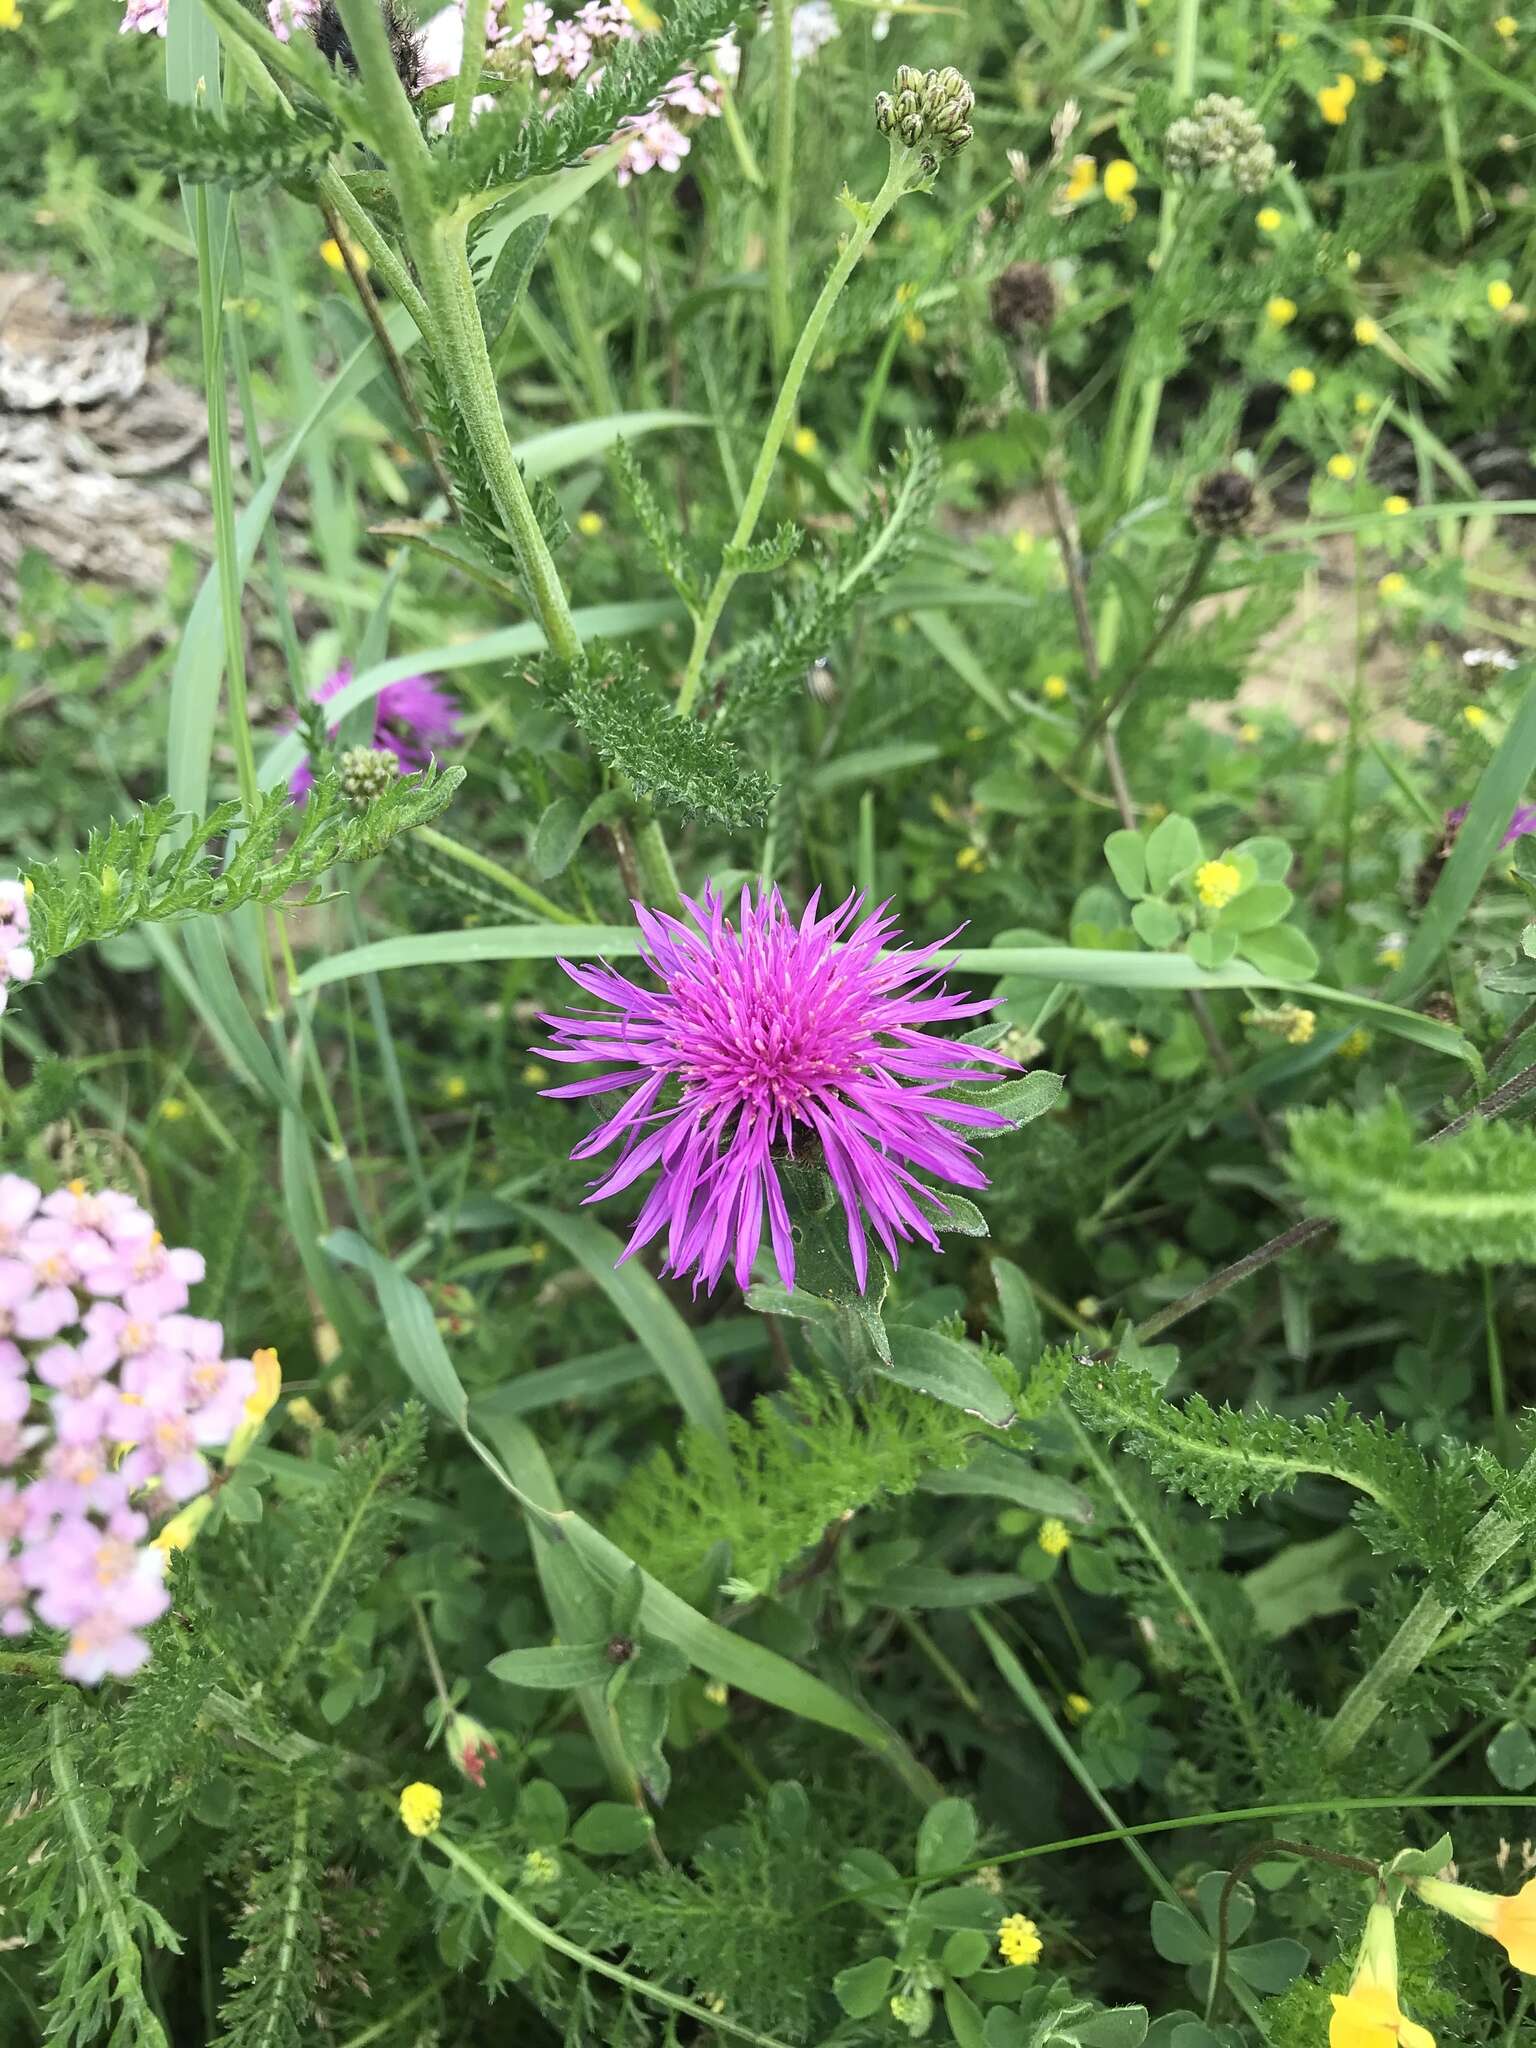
[1377,944,1405,970]
[13,627,33,649]
[1412,1873,1536,1972]
[0,0,22,29]
[1127,1032,1151,1058]
[1464,703,1490,729]
[1256,206,1283,231]
[1195,859,1243,910]
[319,236,368,275]
[1495,14,1518,37]
[1239,721,1261,743]
[965,724,986,742]
[791,426,818,457]
[1327,453,1358,481]
[521,1060,549,1086]
[1276,28,1298,45]
[703,1679,729,1706]
[577,510,604,537]
[1377,572,1408,599]
[522,1848,560,1888]
[1042,674,1070,702]
[622,0,661,26]
[1062,155,1098,205]
[1286,1007,1317,1045]
[1318,82,1353,124]
[1354,391,1376,415]
[1489,278,1515,310]
[1384,494,1410,514]
[999,1914,1043,1967]
[1266,295,1298,328]
[1038,1516,1071,1557]
[160,1096,189,1121]
[1345,248,1363,274]
[903,313,927,344]
[1354,316,1380,346]
[956,845,987,874]
[1103,159,1138,205]
[1065,1692,1093,1723]
[399,1783,443,1838]
[1153,36,1171,54]
[441,1074,469,1102]
[1287,366,1317,395]
[287,1395,324,1431]
[1012,530,1036,556]
[895,281,918,305]
[1338,1027,1371,1058]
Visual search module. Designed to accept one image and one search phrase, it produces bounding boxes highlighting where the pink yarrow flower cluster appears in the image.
[542,885,1015,1295]
[0,883,35,1020]
[0,1176,260,1683]
[289,665,463,801]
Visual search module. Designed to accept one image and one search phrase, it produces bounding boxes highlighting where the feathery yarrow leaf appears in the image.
[1289,1093,1536,1271]
[22,769,463,969]
[120,99,342,189]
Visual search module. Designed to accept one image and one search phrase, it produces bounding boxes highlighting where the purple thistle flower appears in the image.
[289,665,463,800]
[1445,802,1536,849]
[542,884,1015,1296]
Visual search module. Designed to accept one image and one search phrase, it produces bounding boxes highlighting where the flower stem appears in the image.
[413,825,580,923]
[333,0,582,670]
[767,0,796,370]
[674,150,919,718]
[452,0,488,138]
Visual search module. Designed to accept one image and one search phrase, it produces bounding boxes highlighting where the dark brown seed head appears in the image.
[989,261,1058,338]
[606,1635,636,1665]
[1190,468,1256,538]
[311,0,421,95]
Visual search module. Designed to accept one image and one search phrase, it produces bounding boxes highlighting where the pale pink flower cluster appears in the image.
[0,1176,258,1684]
[0,884,34,1021]
[119,0,168,35]
[267,0,321,41]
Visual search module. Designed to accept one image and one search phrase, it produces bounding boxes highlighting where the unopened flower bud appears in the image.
[1190,468,1256,537]
[446,1711,500,1790]
[338,745,399,806]
[875,62,977,160]
[1165,94,1278,194]
[991,261,1058,336]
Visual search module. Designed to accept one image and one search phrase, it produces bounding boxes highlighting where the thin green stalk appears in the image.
[452,0,488,137]
[676,147,921,716]
[319,169,432,335]
[428,1834,797,2047]
[48,1707,170,2048]
[414,824,579,922]
[336,1977,456,2048]
[767,0,796,370]
[227,284,307,706]
[549,230,618,415]
[1337,532,1366,938]
[1482,1266,1509,1443]
[1066,1416,1266,1775]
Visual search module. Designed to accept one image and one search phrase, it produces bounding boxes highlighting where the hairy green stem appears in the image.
[319,169,432,334]
[452,0,488,137]
[333,0,582,669]
[674,147,921,717]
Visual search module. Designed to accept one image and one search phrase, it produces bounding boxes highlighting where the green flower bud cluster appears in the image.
[1164,93,1278,195]
[338,745,401,806]
[874,65,976,161]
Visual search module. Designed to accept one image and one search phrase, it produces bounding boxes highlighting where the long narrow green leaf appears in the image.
[473,1317,762,1421]
[256,598,681,789]
[516,410,707,479]
[324,1230,472,1427]
[1388,669,1536,998]
[910,610,1012,717]
[292,924,640,995]
[168,303,422,822]
[516,1204,728,1442]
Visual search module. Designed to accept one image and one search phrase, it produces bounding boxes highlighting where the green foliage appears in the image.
[22,770,463,968]
[606,1368,977,1593]
[420,359,569,577]
[210,1778,330,2048]
[122,100,341,189]
[1289,1093,1536,1271]
[434,0,747,197]
[555,648,775,825]
[573,1781,846,2037]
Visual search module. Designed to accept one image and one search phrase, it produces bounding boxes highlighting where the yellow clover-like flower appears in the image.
[1256,206,1283,231]
[1354,316,1380,345]
[1328,453,1358,481]
[1318,79,1354,124]
[1384,495,1410,514]
[999,1914,1043,1967]
[1378,573,1408,599]
[1195,858,1242,910]
[1038,1517,1071,1557]
[1413,1874,1536,1972]
[1287,366,1317,395]
[399,1783,444,1838]
[1042,674,1070,702]
[1062,155,1099,205]
[1488,279,1515,310]
[1103,158,1138,205]
[1266,295,1298,327]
